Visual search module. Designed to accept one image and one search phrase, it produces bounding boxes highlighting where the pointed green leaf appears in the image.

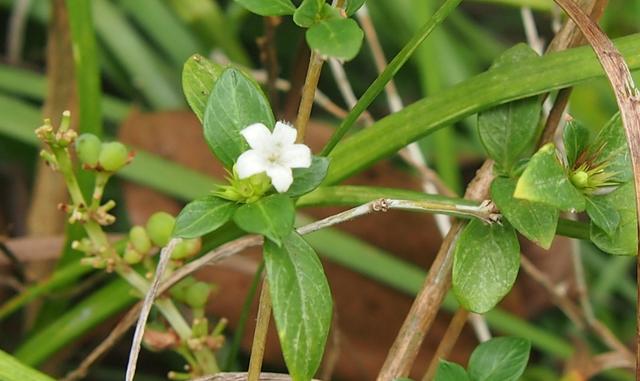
[491,177,558,249]
[514,143,585,211]
[562,119,590,168]
[204,68,275,167]
[467,337,531,381]
[264,232,333,381]
[453,220,520,313]
[0,350,55,381]
[478,45,541,174]
[232,194,294,245]
[585,196,619,237]
[435,361,469,381]
[234,0,296,16]
[286,156,330,197]
[592,113,632,183]
[293,0,323,27]
[306,18,364,61]
[590,183,638,255]
[174,196,237,239]
[182,54,225,123]
[346,0,366,16]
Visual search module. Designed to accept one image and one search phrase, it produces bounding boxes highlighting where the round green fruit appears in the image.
[75,133,102,166]
[123,247,143,264]
[129,225,152,254]
[171,238,201,260]
[146,212,176,247]
[185,281,212,308]
[98,141,129,171]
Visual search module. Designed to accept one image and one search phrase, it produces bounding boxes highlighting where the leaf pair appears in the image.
[435,337,531,381]
[235,0,364,60]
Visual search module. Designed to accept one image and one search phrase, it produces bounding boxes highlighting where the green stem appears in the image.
[320,0,463,155]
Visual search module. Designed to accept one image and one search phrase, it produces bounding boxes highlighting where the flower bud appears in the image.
[75,133,102,166]
[169,276,197,302]
[146,212,176,247]
[129,225,152,254]
[570,170,589,189]
[98,141,129,171]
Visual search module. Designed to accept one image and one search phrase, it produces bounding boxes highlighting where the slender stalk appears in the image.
[320,0,463,155]
[421,308,469,381]
[294,51,324,143]
[248,280,272,381]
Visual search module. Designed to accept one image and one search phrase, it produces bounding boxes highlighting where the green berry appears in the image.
[185,281,212,308]
[129,225,152,254]
[171,238,201,260]
[146,212,176,247]
[75,133,102,166]
[571,170,589,189]
[123,247,144,264]
[98,141,129,171]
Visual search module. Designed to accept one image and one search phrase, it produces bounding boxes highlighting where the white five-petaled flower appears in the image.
[236,121,312,193]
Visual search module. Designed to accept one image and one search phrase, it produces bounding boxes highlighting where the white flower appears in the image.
[236,121,312,193]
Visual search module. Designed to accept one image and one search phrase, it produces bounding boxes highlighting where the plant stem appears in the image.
[421,308,469,381]
[320,0,463,155]
[248,279,272,381]
[294,51,324,143]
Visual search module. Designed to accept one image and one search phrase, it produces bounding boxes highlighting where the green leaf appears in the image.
[0,350,55,381]
[285,156,331,197]
[585,196,619,237]
[264,232,333,381]
[306,18,364,61]
[491,177,558,249]
[182,54,225,123]
[293,0,323,27]
[562,119,590,168]
[514,143,585,212]
[477,44,541,174]
[234,0,296,16]
[590,182,638,256]
[592,113,632,183]
[346,0,366,16]
[232,194,295,245]
[203,68,275,167]
[435,360,470,381]
[174,196,237,238]
[467,337,531,381]
[453,220,520,313]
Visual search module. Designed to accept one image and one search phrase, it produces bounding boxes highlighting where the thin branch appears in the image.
[520,8,544,54]
[247,280,272,381]
[295,51,324,142]
[6,0,31,64]
[327,58,375,125]
[193,373,322,381]
[125,238,180,381]
[421,308,469,381]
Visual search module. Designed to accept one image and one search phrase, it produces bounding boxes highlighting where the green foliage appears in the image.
[453,220,520,313]
[294,0,326,27]
[232,194,295,246]
[467,337,531,381]
[0,350,55,381]
[264,233,332,381]
[477,44,541,175]
[174,195,237,239]
[491,177,558,249]
[204,68,275,168]
[345,0,366,15]
[514,143,586,211]
[435,361,469,381]
[563,120,590,168]
[307,18,364,61]
[182,54,224,123]
[590,183,638,255]
[234,0,296,16]
[286,156,331,197]
[585,196,620,237]
[593,113,632,183]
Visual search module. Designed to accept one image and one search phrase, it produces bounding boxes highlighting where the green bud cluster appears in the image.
[75,133,131,172]
[169,276,215,308]
[214,166,272,203]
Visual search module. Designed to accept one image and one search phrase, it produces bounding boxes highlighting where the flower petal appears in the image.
[240,123,272,150]
[272,121,297,146]
[236,150,267,179]
[266,165,294,193]
[281,144,312,168]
